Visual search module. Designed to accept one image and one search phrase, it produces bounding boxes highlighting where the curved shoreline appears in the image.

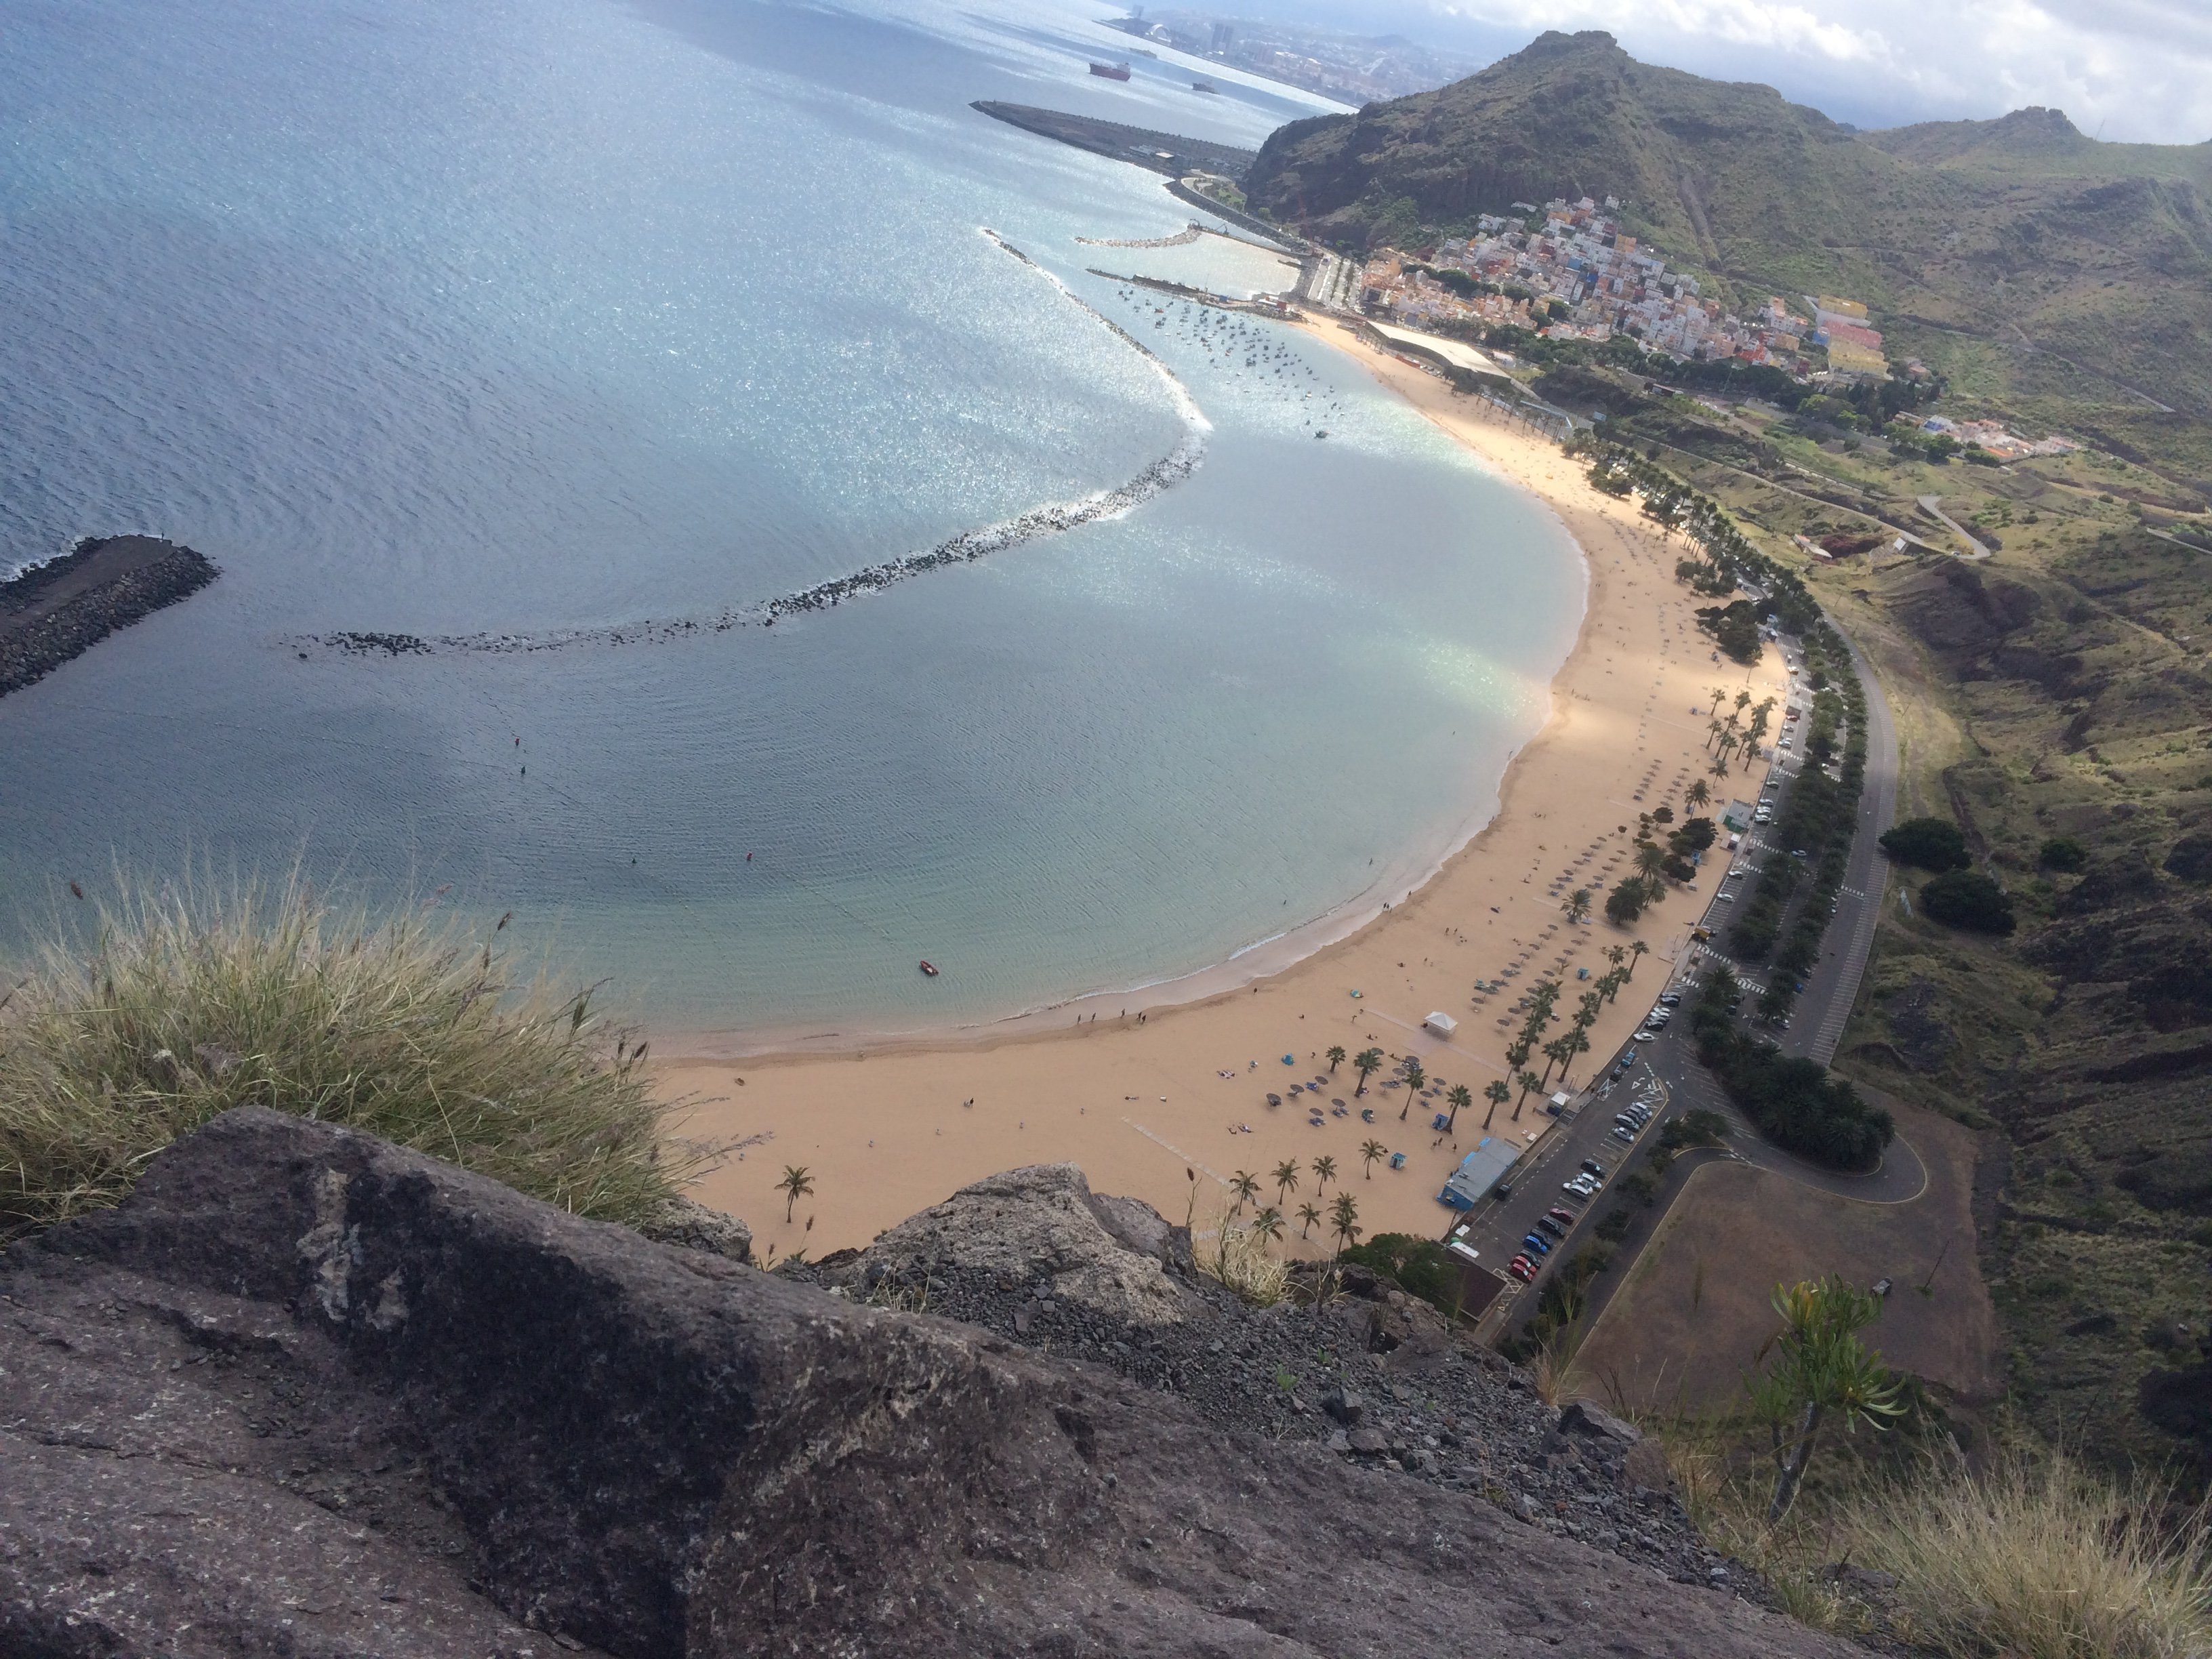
[657,325,1593,1061]
[663,323,1793,1262]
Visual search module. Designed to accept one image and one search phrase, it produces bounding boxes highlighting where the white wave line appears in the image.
[297,232,1209,660]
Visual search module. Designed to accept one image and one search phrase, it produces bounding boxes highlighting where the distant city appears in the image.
[1103,7,1481,104]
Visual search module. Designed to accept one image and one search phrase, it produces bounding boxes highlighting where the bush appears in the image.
[1921,869,2018,934]
[1337,1232,1462,1317]
[2038,836,2089,872]
[1690,975,1893,1168]
[2165,833,2212,884]
[1696,600,1763,664]
[1880,816,1972,872]
[0,878,698,1242]
[1605,878,1651,926]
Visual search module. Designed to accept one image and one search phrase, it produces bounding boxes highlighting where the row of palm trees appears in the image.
[1703,687,1779,778]
[1225,1169,1364,1252]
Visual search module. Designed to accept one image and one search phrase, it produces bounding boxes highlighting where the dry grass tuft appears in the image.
[1844,1449,2212,1659]
[1660,1418,2212,1653]
[1194,1205,1290,1307]
[0,874,702,1241]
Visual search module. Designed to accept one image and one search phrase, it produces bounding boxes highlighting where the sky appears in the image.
[1218,0,2212,144]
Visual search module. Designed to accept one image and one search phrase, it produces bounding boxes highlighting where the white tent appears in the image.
[1422,1010,1458,1038]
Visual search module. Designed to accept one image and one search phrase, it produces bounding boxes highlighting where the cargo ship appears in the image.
[1088,60,1131,80]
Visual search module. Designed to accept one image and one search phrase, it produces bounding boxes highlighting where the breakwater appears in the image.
[301,232,1210,661]
[1,536,218,697]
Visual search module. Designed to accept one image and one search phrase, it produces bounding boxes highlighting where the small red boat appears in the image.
[919,960,939,977]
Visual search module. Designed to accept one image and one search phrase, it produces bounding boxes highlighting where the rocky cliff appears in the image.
[0,1109,1864,1657]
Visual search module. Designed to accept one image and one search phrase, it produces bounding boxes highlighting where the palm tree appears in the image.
[1326,1044,1347,1073]
[1604,943,1627,975]
[1557,1026,1591,1088]
[1351,1047,1383,1096]
[1503,1036,1532,1074]
[1272,1158,1302,1204]
[1635,842,1668,885]
[1513,1069,1542,1118]
[1446,1083,1473,1130]
[1359,1139,1387,1179]
[777,1165,815,1223]
[1312,1155,1338,1193]
[1399,1058,1426,1120]
[1749,1277,1905,1523]
[1710,684,1730,715]
[1296,1202,1323,1240]
[1229,1169,1261,1214]
[1563,886,1593,925]
[1328,1191,1362,1253]
[1482,1079,1510,1128]
[1686,779,1711,811]
[1628,940,1650,978]
[1539,1034,1570,1086]
[1251,1206,1285,1246]
[1711,756,1730,782]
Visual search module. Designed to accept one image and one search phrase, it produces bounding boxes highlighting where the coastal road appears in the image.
[1456,618,1908,1322]
[1782,626,1898,1066]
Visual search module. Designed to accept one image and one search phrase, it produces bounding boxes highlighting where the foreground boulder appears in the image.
[0,1109,1859,1657]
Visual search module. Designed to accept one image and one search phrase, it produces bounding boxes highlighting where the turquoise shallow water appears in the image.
[0,0,1582,1042]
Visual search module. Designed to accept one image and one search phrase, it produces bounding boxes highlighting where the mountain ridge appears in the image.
[1244,30,2212,413]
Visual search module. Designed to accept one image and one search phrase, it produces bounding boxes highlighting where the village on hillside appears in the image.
[1351,194,2076,460]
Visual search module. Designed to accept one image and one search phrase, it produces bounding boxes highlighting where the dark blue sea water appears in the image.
[0,0,1582,1042]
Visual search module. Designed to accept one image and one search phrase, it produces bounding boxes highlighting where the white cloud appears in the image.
[1404,0,2212,142]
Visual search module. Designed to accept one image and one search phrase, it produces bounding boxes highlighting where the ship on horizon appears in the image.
[1088,60,1131,80]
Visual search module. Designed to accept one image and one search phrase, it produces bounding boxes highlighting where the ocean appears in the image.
[0,0,1582,1044]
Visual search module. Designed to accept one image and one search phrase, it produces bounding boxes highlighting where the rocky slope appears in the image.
[0,1109,1864,1657]
[787,1164,1723,1578]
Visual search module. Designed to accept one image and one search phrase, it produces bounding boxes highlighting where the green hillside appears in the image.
[1245,31,2212,417]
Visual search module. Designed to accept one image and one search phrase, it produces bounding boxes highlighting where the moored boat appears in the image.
[918,960,939,977]
[1088,60,1131,80]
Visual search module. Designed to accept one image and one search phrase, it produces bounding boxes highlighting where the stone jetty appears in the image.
[0,535,218,699]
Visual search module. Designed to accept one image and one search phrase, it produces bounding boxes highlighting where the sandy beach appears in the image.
[659,319,1787,1261]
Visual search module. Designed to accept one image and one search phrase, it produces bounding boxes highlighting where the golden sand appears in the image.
[659,321,1786,1260]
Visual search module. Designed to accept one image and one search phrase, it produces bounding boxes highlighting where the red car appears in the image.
[1547,1206,1577,1228]
[1507,1255,1537,1283]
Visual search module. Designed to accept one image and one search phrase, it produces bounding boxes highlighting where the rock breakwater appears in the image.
[0,535,218,697]
[294,232,1208,665]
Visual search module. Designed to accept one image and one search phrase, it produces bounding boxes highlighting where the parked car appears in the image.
[1562,1176,1597,1199]
[1521,1233,1551,1256]
[1633,1030,1656,1042]
[1547,1206,1578,1228]
[1508,1256,1537,1283]
[1612,1126,1635,1144]
[1581,1158,1607,1178]
[1536,1215,1565,1239]
[1658,992,1682,1006]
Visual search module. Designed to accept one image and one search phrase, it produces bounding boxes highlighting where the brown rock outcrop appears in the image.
[0,1109,1863,1658]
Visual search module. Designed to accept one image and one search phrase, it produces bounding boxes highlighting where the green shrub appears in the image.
[2037,836,2089,872]
[1921,869,2018,934]
[0,878,698,1242]
[1880,816,1972,872]
[1338,1232,1465,1318]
